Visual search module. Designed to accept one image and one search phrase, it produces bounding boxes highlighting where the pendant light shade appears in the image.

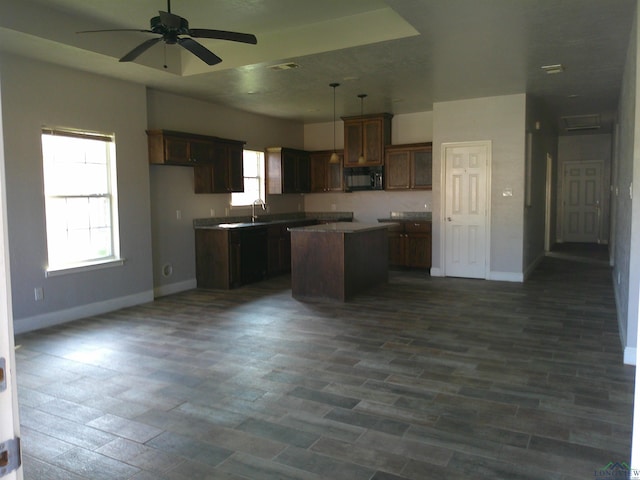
[329,83,340,164]
[357,93,367,164]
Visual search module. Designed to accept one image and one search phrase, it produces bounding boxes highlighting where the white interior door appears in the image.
[0,84,22,479]
[443,142,490,279]
[561,160,603,243]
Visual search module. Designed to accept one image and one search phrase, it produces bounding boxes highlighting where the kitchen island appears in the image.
[289,222,395,301]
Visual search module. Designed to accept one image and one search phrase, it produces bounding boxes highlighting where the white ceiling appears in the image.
[0,0,635,132]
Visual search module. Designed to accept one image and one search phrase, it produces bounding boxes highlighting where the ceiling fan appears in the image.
[78,0,257,66]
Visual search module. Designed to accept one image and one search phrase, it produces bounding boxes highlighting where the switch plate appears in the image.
[34,287,43,301]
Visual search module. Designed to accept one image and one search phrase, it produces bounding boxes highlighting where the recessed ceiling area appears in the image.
[0,0,636,132]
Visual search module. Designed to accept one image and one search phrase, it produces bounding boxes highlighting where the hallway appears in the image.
[14,256,633,479]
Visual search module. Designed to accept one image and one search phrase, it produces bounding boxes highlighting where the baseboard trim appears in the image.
[430,267,444,277]
[624,346,636,366]
[430,267,522,282]
[14,290,154,335]
[154,279,197,298]
[524,252,545,280]
[487,271,524,282]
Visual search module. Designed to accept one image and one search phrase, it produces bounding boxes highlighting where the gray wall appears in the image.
[432,94,527,280]
[0,54,153,332]
[616,6,640,361]
[523,96,558,273]
[146,90,304,296]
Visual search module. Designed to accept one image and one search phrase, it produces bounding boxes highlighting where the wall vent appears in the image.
[268,62,300,71]
[562,114,601,131]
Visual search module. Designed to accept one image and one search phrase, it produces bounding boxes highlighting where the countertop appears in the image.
[378,211,432,222]
[289,222,398,233]
[196,218,314,230]
[194,211,353,230]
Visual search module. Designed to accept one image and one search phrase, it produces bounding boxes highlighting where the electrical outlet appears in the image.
[176,210,182,220]
[210,208,215,217]
[34,287,43,301]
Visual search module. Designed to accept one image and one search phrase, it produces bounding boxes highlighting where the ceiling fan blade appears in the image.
[188,29,257,45]
[177,37,222,65]
[159,10,182,29]
[77,29,154,34]
[119,37,162,62]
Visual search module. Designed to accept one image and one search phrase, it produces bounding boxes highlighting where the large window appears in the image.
[231,149,265,207]
[41,128,120,274]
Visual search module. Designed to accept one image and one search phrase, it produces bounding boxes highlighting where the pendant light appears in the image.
[357,93,367,164]
[329,83,340,164]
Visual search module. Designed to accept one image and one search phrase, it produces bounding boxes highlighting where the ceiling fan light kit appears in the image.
[78,0,257,66]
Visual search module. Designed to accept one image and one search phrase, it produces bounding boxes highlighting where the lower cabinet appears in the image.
[267,219,317,276]
[196,219,318,289]
[385,220,431,269]
[196,228,267,289]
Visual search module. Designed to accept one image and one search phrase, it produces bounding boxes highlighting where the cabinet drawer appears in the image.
[404,221,431,233]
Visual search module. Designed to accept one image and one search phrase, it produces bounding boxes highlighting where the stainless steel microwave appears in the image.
[344,166,383,192]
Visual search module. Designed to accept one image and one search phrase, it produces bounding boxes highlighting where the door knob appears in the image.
[447,217,452,222]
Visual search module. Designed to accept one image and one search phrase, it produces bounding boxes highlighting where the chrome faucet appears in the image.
[251,198,266,222]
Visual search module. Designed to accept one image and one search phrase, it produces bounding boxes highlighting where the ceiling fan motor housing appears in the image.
[151,15,190,43]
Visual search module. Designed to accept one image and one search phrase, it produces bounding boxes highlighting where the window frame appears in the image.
[41,127,123,277]
[230,149,266,208]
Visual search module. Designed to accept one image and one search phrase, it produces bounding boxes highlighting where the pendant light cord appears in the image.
[329,83,340,163]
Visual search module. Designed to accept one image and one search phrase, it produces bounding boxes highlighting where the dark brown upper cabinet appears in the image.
[341,113,392,168]
[384,142,433,190]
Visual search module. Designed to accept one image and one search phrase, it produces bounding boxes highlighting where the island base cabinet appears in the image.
[290,228,388,301]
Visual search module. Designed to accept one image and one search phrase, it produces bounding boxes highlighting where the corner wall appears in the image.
[0,54,154,333]
[432,94,527,280]
[524,96,558,274]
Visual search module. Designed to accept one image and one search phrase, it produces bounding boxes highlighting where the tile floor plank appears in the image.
[15,256,634,479]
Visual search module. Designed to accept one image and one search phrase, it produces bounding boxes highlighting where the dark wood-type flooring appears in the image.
[15,253,633,479]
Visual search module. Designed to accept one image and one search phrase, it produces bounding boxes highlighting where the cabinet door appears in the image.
[412,149,433,189]
[388,233,405,267]
[344,122,362,167]
[240,229,268,284]
[363,118,384,166]
[281,150,298,193]
[297,153,311,193]
[310,154,328,192]
[385,150,411,189]
[194,165,214,193]
[404,222,431,268]
[210,143,230,193]
[189,139,214,164]
[385,223,405,266]
[227,143,244,192]
[229,239,241,288]
[405,234,431,268]
[164,136,190,164]
[327,160,343,191]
